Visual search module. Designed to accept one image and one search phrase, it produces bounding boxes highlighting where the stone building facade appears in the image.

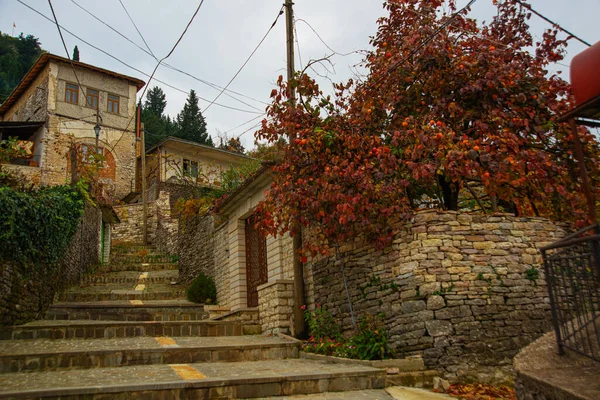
[175,166,294,334]
[0,53,145,200]
[142,136,253,199]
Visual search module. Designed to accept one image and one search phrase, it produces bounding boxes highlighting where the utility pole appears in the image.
[285,0,306,339]
[141,122,148,245]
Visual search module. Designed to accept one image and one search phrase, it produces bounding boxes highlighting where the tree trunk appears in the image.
[438,175,460,211]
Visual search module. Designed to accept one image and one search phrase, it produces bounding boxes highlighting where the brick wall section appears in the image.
[177,213,216,284]
[112,202,157,245]
[304,210,567,383]
[0,202,101,326]
[258,280,294,334]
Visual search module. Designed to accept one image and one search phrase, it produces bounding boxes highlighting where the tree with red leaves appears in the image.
[256,0,600,256]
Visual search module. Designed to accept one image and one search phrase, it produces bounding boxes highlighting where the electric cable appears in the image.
[514,0,591,47]
[203,5,285,113]
[18,0,263,115]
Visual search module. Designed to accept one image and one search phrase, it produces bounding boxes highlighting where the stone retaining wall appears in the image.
[258,280,294,334]
[0,202,102,326]
[154,191,178,255]
[304,210,567,383]
[177,214,216,285]
[112,201,157,245]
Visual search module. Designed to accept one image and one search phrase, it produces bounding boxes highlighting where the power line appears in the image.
[110,0,207,153]
[236,121,264,140]
[117,0,156,59]
[18,0,263,115]
[46,0,87,103]
[221,114,266,137]
[72,0,265,110]
[515,0,591,47]
[294,18,364,58]
[204,5,285,113]
[70,0,269,108]
[113,0,260,111]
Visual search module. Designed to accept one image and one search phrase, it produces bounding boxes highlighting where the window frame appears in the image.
[64,83,79,105]
[86,88,100,110]
[81,144,104,165]
[182,158,199,180]
[107,94,120,114]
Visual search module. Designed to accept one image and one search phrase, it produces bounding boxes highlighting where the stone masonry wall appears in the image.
[177,213,216,284]
[213,222,230,307]
[112,202,157,245]
[304,210,567,383]
[0,202,101,326]
[258,280,294,335]
[154,191,179,255]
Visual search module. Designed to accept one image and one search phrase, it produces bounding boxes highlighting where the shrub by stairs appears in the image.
[0,244,387,399]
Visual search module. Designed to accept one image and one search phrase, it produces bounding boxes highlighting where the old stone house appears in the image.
[142,136,253,201]
[174,163,295,334]
[0,53,145,200]
[111,136,255,253]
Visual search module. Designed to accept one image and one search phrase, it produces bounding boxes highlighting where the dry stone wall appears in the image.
[0,202,101,326]
[112,202,157,245]
[177,214,216,284]
[304,210,567,383]
[154,191,179,255]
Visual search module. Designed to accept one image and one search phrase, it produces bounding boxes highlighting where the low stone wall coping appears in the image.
[299,351,426,372]
[257,279,294,292]
[514,329,600,400]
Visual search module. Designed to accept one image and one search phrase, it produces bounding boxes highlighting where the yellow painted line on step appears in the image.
[134,284,146,291]
[139,272,149,279]
[130,300,143,305]
[170,364,206,380]
[155,336,178,346]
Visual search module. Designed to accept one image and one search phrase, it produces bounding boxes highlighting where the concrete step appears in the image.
[0,335,297,373]
[98,262,178,272]
[0,358,385,399]
[46,300,208,321]
[254,389,395,399]
[0,319,261,341]
[57,290,186,302]
[110,244,156,255]
[80,270,179,285]
[111,253,177,265]
[57,281,186,302]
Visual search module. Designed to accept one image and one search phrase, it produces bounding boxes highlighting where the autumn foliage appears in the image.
[256,0,600,256]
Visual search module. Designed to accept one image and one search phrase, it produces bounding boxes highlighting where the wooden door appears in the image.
[245,214,268,307]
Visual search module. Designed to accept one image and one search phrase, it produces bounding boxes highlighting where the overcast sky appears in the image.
[1,0,598,149]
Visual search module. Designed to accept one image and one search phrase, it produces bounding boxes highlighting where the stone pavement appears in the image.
[0,244,386,398]
[252,386,455,399]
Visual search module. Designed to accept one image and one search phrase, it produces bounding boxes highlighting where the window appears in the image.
[183,159,199,179]
[107,94,120,114]
[65,83,79,104]
[81,144,103,164]
[86,88,99,109]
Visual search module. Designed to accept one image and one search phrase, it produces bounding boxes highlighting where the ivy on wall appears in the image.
[0,184,85,268]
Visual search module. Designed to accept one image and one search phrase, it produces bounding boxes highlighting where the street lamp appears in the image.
[94,123,100,150]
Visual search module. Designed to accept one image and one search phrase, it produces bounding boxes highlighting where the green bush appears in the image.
[0,184,84,268]
[302,307,394,360]
[186,272,217,304]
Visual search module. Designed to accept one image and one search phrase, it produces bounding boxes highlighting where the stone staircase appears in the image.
[0,244,387,399]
